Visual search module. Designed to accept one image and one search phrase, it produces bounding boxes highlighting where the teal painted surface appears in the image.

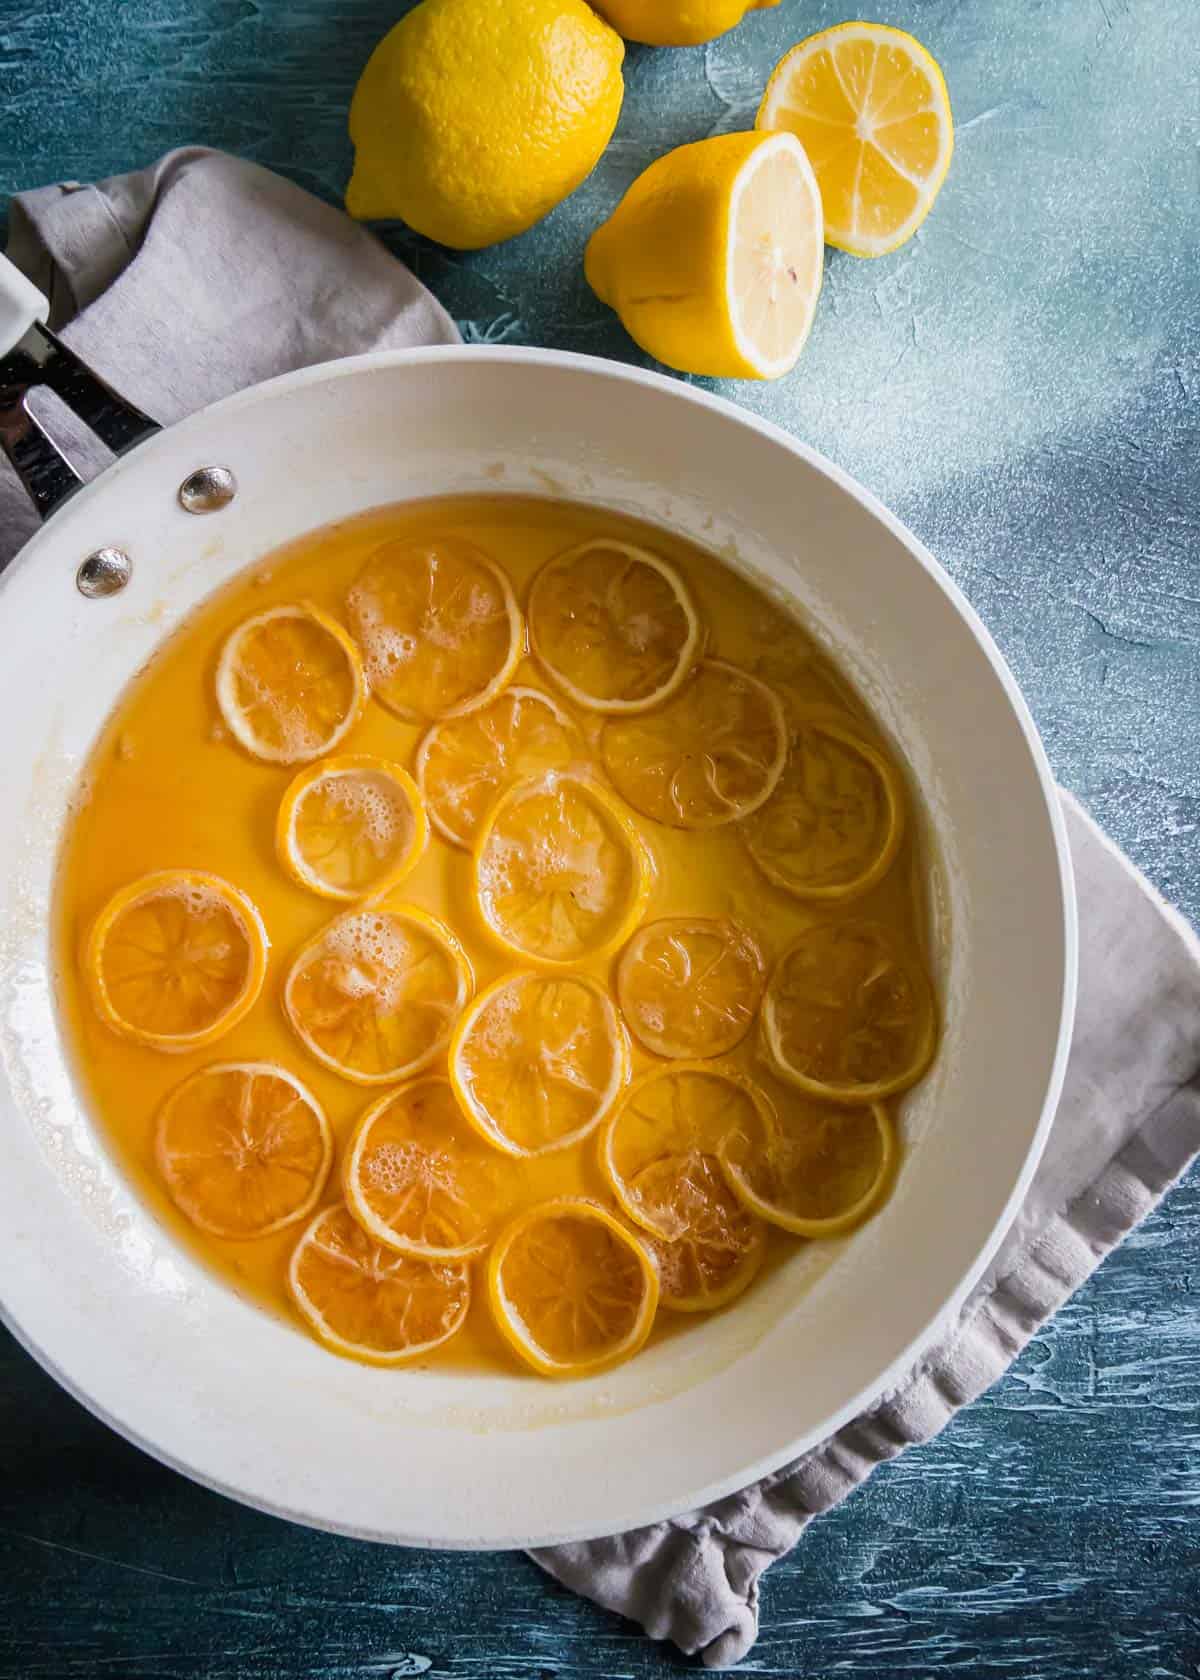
[0,0,1198,1673]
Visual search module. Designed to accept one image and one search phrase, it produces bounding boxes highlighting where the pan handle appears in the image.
[0,252,161,521]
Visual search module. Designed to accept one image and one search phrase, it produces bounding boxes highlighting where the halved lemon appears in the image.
[527,540,703,714]
[84,869,268,1052]
[762,919,936,1102]
[415,685,584,850]
[634,1153,766,1313]
[283,903,472,1084]
[346,536,522,723]
[487,1198,658,1378]
[601,1063,773,1240]
[743,719,904,901]
[757,22,954,258]
[343,1076,512,1259]
[156,1061,332,1239]
[616,915,765,1060]
[288,1203,470,1366]
[450,971,628,1157]
[277,754,428,902]
[473,772,653,965]
[215,602,366,764]
[722,1095,894,1236]
[602,659,787,830]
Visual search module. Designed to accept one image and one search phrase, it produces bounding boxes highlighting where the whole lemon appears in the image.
[590,0,779,47]
[345,0,625,250]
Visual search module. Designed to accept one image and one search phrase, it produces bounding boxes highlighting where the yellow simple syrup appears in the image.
[54,496,937,1378]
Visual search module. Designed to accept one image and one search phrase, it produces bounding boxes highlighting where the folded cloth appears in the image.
[1,146,458,555]
[534,794,1200,1664]
[5,149,1198,1673]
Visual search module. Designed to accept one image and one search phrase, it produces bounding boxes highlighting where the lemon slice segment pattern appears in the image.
[473,772,653,965]
[528,539,703,714]
[215,602,365,765]
[347,536,522,723]
[284,903,472,1085]
[634,1153,766,1312]
[451,971,628,1157]
[343,1076,512,1259]
[84,869,268,1053]
[723,1096,895,1236]
[288,1204,470,1365]
[616,915,765,1060]
[487,1198,658,1378]
[277,754,428,902]
[762,919,936,1102]
[156,1062,332,1239]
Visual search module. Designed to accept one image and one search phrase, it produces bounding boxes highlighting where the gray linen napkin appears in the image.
[5,149,1199,1672]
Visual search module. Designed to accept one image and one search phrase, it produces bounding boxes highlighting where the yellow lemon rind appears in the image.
[486,1197,659,1378]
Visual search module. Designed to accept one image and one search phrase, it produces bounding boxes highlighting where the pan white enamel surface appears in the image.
[0,349,1075,1548]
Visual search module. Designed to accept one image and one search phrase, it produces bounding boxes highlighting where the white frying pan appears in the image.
[0,253,1075,1547]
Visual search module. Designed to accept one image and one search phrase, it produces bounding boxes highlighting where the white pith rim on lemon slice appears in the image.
[215,601,366,765]
[276,754,429,902]
[726,130,824,379]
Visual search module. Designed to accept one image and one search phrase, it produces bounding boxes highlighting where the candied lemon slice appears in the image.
[528,539,703,714]
[156,1061,331,1239]
[84,869,268,1053]
[284,903,472,1084]
[616,915,765,1060]
[346,536,522,723]
[276,754,428,902]
[288,1203,470,1365]
[757,22,954,258]
[763,919,936,1102]
[601,1063,773,1240]
[722,1095,894,1236]
[634,1153,766,1312]
[450,971,628,1157]
[744,719,904,901]
[416,685,584,849]
[487,1198,658,1378]
[343,1075,512,1259]
[473,771,652,965]
[215,602,365,764]
[601,659,786,829]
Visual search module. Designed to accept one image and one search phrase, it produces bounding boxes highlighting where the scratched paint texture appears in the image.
[0,0,1198,1674]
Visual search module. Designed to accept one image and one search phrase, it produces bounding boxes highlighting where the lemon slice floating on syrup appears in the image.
[277,754,428,902]
[602,659,786,829]
[528,539,703,714]
[85,869,268,1052]
[617,915,765,1060]
[633,1154,766,1313]
[473,772,653,965]
[416,685,584,850]
[722,1095,895,1237]
[284,904,472,1084]
[215,602,366,764]
[744,719,904,901]
[288,1204,470,1366]
[757,22,954,258]
[450,971,629,1157]
[346,536,522,723]
[601,1063,773,1240]
[487,1198,658,1378]
[762,919,936,1103]
[343,1075,513,1260]
[156,1061,332,1239]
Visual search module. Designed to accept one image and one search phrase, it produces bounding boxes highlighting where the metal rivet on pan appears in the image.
[179,465,237,513]
[76,547,132,598]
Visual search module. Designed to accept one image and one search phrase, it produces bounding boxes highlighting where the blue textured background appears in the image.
[1,0,1198,1674]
